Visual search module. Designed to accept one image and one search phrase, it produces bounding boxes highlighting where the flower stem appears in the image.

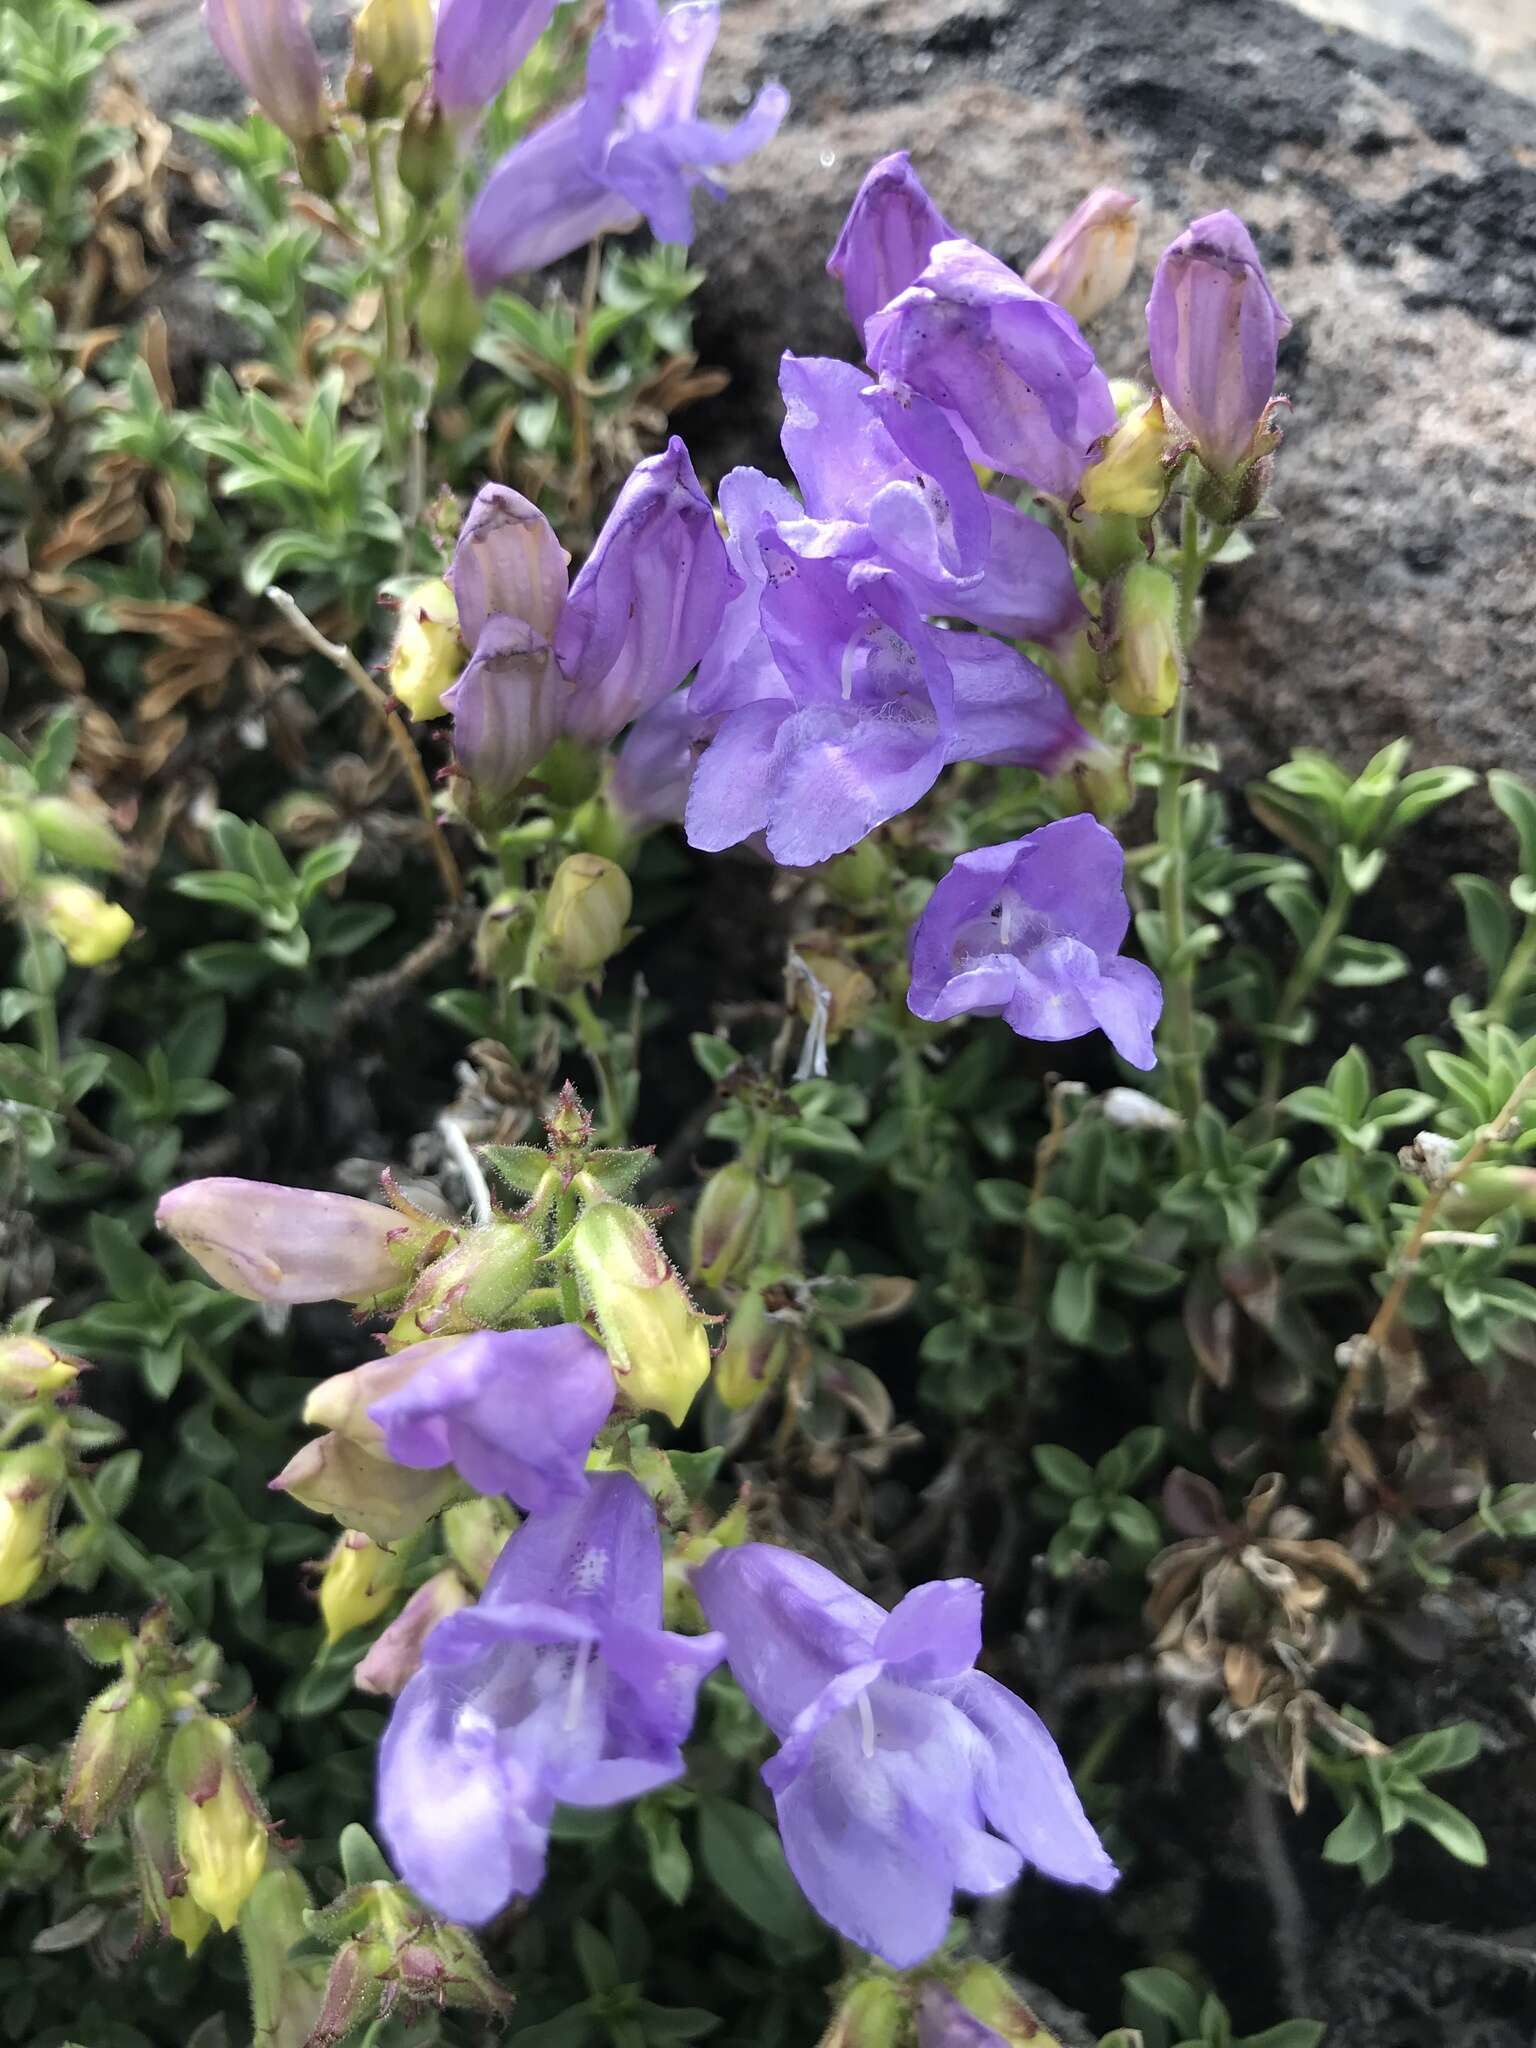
[557,988,624,1143]
[1152,500,1206,1139]
[1257,855,1353,1118]
[553,1185,584,1324]
[365,128,410,480]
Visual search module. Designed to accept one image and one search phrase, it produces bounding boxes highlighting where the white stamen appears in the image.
[564,1638,594,1731]
[857,1689,876,1760]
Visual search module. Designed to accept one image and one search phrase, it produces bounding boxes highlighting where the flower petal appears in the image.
[950,1670,1119,1891]
[693,1543,884,1733]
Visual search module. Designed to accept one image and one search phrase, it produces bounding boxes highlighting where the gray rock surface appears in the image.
[688,0,1536,941]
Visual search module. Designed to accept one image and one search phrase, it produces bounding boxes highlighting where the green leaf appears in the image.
[93,1451,140,1518]
[1106,1498,1162,1549]
[1321,1798,1380,1865]
[1049,1259,1098,1347]
[635,1800,692,1907]
[691,1034,739,1083]
[572,1919,619,1995]
[338,1824,393,1886]
[696,1798,823,1951]
[1452,873,1513,980]
[1123,1968,1204,2036]
[1397,1788,1487,1865]
[1491,769,1536,874]
[976,1179,1033,1225]
[89,1214,161,1301]
[1324,936,1409,987]
[1239,2026,1325,2048]
[1032,1445,1095,1498]
[1390,1722,1480,1777]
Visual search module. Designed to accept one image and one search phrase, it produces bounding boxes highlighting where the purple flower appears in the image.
[444,445,736,797]
[1024,187,1140,328]
[464,0,787,289]
[203,0,329,141]
[866,240,1117,501]
[694,1545,1116,1967]
[1146,209,1290,478]
[377,1473,724,1923]
[915,1986,1007,2048]
[907,814,1162,1069]
[368,1325,614,1515]
[827,150,957,345]
[608,686,696,833]
[432,0,557,119]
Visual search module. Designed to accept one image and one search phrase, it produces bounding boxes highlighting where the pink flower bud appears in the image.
[1025,186,1140,326]
[156,1177,422,1304]
[269,1432,460,1546]
[203,0,330,143]
[354,1569,472,1696]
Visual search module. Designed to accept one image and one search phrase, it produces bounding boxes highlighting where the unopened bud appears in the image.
[819,1976,908,2048]
[690,1162,766,1289]
[346,0,431,116]
[240,1863,326,2048]
[571,1199,711,1427]
[38,879,133,966]
[387,578,462,721]
[753,1181,802,1269]
[63,1677,164,1836]
[442,1494,516,1589]
[354,1568,472,1696]
[167,1716,269,1932]
[156,1177,429,1306]
[1025,186,1139,326]
[544,853,632,975]
[715,1289,796,1411]
[304,1349,439,1451]
[0,806,39,900]
[0,1331,83,1399]
[131,1782,215,1954]
[319,1531,408,1645]
[399,1220,540,1337]
[1057,738,1135,823]
[796,949,875,1041]
[0,1441,65,1605]
[1106,562,1183,718]
[296,129,349,202]
[946,1962,1062,2048]
[820,834,889,909]
[1441,1164,1536,1226]
[1101,1086,1184,1133]
[1079,394,1170,520]
[417,250,482,384]
[271,1432,457,1546]
[29,792,125,872]
[398,89,454,205]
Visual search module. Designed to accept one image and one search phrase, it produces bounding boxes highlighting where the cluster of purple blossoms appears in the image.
[376,1471,1116,1961]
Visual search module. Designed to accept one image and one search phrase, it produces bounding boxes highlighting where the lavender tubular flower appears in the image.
[555,438,741,743]
[866,240,1117,500]
[377,1473,724,1923]
[607,686,695,833]
[442,615,564,800]
[907,814,1162,1069]
[464,0,787,289]
[1024,187,1139,327]
[432,0,557,118]
[203,0,329,142]
[367,1325,615,1514]
[695,1546,1116,1966]
[828,150,958,344]
[449,483,567,649]
[155,1178,416,1304]
[1146,209,1290,479]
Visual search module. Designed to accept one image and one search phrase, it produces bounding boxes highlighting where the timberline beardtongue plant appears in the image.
[462,0,788,288]
[202,0,330,143]
[828,149,959,344]
[377,1472,725,1924]
[366,1324,616,1514]
[445,440,738,800]
[155,1177,425,1305]
[907,814,1163,1070]
[1146,207,1290,482]
[1023,185,1140,328]
[430,0,557,119]
[693,1546,1117,1968]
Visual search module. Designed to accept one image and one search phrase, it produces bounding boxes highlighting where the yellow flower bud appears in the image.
[571,1200,711,1428]
[347,0,432,116]
[399,1221,541,1337]
[714,1289,795,1411]
[131,1783,215,1954]
[0,1331,83,1400]
[38,880,133,966]
[949,1962,1064,2048]
[387,578,462,721]
[1080,394,1171,520]
[63,1678,164,1836]
[29,792,125,872]
[816,1976,908,2048]
[690,1162,766,1289]
[442,1495,517,1589]
[1106,561,1184,718]
[167,1717,269,1933]
[270,1430,459,1546]
[544,853,633,975]
[0,1441,65,1605]
[318,1531,408,1645]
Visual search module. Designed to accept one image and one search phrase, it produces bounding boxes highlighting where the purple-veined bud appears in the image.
[570,1198,711,1427]
[915,1984,1007,2048]
[1024,186,1139,327]
[444,617,566,804]
[607,685,696,836]
[689,1160,766,1289]
[166,1716,270,1933]
[828,150,958,345]
[543,853,633,975]
[448,483,568,650]
[202,0,331,143]
[270,1430,460,1545]
[432,0,557,118]
[1146,208,1290,480]
[355,1569,473,1696]
[555,439,741,746]
[319,1530,408,1645]
[156,1177,425,1305]
[62,1677,164,1837]
[714,1288,795,1412]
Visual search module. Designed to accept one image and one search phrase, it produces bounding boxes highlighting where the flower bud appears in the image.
[828,150,958,341]
[416,250,482,384]
[820,834,889,909]
[131,1782,215,1954]
[946,1963,1062,2048]
[1078,394,1170,520]
[442,1494,516,1588]
[204,0,330,143]
[714,1289,795,1411]
[1106,562,1183,718]
[398,87,455,204]
[354,1569,472,1696]
[62,1677,164,1836]
[1441,1165,1536,1226]
[0,1331,83,1400]
[0,806,39,900]
[0,1441,64,1605]
[167,1716,269,1932]
[1025,186,1139,326]
[346,0,431,117]
[543,854,632,976]
[38,879,133,966]
[690,1162,766,1289]
[398,1221,540,1337]
[819,1976,908,2048]
[156,1177,427,1305]
[295,129,349,201]
[387,578,462,721]
[796,949,875,1042]
[319,1530,408,1645]
[240,1863,326,2048]
[29,792,125,872]
[271,1432,458,1546]
[571,1200,711,1428]
[303,1349,439,1451]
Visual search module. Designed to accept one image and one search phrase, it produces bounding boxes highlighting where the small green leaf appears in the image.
[696,1798,822,1951]
[1032,1445,1095,1498]
[1397,1788,1487,1866]
[338,1824,393,1886]
[1321,1798,1380,1865]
